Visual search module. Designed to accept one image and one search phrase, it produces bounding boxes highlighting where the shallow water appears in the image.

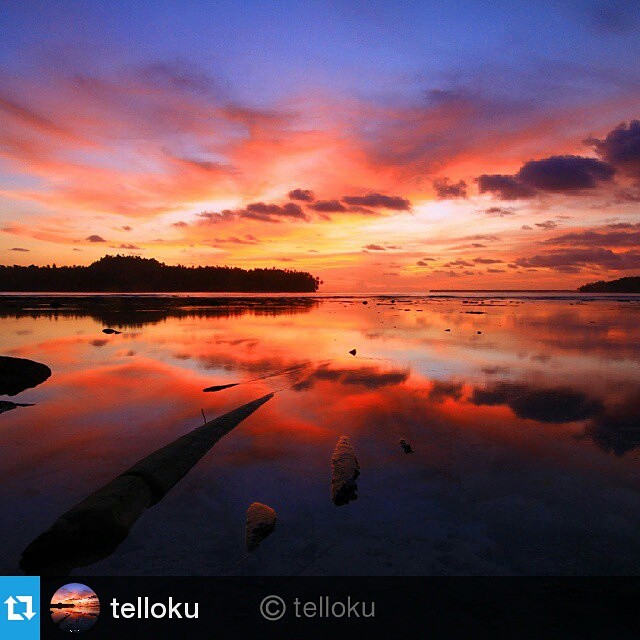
[1,295,640,575]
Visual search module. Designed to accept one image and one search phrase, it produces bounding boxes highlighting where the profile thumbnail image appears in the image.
[50,583,100,633]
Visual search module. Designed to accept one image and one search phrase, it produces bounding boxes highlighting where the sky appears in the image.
[1,0,639,291]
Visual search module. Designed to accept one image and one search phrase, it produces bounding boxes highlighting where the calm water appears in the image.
[1,295,640,575]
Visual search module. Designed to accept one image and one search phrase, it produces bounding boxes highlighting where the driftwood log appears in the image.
[20,393,273,575]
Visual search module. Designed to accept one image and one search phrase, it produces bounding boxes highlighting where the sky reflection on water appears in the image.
[1,296,639,575]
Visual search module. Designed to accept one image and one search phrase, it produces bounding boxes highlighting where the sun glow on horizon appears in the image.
[1,2,639,290]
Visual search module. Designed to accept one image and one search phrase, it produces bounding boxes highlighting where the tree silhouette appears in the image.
[578,276,640,293]
[0,255,320,292]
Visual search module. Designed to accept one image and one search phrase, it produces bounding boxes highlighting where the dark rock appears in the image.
[331,436,360,506]
[349,349,357,356]
[0,356,51,396]
[399,439,414,454]
[0,400,34,414]
[245,502,277,551]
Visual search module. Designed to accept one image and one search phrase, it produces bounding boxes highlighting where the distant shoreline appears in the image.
[429,289,574,292]
[1,291,638,300]
[0,255,320,293]
[578,276,640,293]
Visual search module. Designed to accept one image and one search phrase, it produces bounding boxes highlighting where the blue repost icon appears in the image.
[0,576,40,640]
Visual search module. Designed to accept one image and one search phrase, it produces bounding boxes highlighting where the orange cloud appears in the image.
[1,64,639,289]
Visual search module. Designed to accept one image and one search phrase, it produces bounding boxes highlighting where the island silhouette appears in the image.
[578,276,640,293]
[0,255,320,293]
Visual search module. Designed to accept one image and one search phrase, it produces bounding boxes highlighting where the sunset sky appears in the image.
[1,1,639,291]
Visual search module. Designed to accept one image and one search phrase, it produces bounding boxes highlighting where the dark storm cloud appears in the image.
[242,201,307,222]
[518,155,615,191]
[477,155,615,199]
[198,202,307,224]
[342,193,411,210]
[364,244,386,251]
[171,220,189,228]
[477,174,536,200]
[288,188,315,202]
[433,177,468,199]
[588,120,640,177]
[86,234,106,242]
[515,248,640,271]
[9,247,29,251]
[543,227,640,247]
[309,199,347,212]
[471,382,602,423]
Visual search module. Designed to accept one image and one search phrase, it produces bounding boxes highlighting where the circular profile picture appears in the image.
[50,583,100,633]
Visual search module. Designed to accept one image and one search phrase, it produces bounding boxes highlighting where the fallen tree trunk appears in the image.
[20,393,273,575]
